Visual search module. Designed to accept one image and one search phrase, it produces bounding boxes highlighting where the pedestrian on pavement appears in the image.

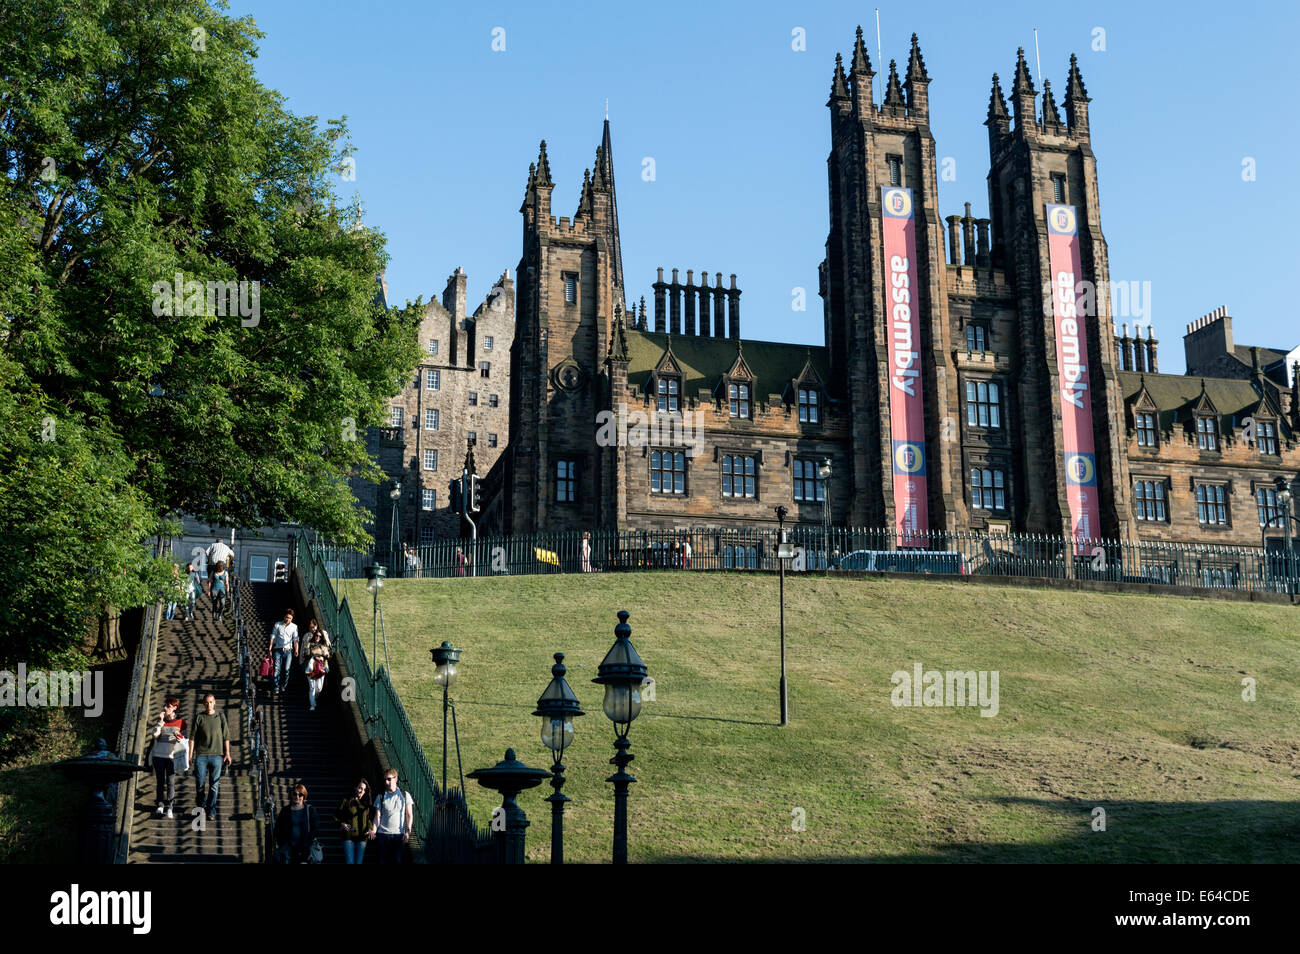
[267,609,299,696]
[273,784,319,863]
[165,564,182,620]
[581,532,593,573]
[366,769,413,863]
[298,618,330,667]
[305,630,330,712]
[683,537,693,570]
[455,547,467,577]
[209,561,230,621]
[188,693,231,819]
[336,779,373,864]
[207,538,234,578]
[185,562,203,620]
[150,695,186,819]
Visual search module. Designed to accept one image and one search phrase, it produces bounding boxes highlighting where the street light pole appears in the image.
[775,505,794,726]
[594,610,648,865]
[430,640,461,793]
[818,458,832,571]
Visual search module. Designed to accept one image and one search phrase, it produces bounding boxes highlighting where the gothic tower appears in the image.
[820,30,963,532]
[986,50,1133,540]
[508,122,627,533]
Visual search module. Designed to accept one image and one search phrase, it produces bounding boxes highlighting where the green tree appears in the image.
[0,0,423,658]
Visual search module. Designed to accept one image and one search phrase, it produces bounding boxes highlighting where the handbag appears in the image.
[259,654,272,678]
[172,738,190,774]
[308,838,323,864]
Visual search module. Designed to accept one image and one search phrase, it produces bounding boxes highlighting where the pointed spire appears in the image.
[1065,53,1091,138]
[830,52,850,101]
[883,59,906,113]
[535,140,553,187]
[1012,47,1035,95]
[576,167,593,217]
[851,26,872,74]
[609,302,629,362]
[1066,53,1089,103]
[986,73,1010,128]
[597,118,624,293]
[905,33,929,83]
[1040,78,1063,132]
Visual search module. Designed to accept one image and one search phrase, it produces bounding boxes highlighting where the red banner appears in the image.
[1045,203,1100,550]
[881,187,928,543]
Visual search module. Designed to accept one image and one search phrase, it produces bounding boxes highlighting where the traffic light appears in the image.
[449,478,463,515]
[468,474,481,514]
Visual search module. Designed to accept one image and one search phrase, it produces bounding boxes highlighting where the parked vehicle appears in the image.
[835,550,970,575]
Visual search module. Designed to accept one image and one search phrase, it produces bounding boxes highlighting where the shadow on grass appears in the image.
[649,797,1300,863]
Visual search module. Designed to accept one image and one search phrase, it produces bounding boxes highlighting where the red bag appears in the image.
[259,654,272,678]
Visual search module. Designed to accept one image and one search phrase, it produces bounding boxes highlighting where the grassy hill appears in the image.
[364,571,1300,863]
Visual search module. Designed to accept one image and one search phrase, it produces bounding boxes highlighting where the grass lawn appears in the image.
[365,571,1300,863]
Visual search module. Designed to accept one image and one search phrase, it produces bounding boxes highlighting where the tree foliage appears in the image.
[0,0,423,659]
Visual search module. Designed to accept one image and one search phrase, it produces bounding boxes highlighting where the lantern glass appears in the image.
[366,575,383,595]
[434,663,457,689]
[602,682,642,726]
[541,716,573,753]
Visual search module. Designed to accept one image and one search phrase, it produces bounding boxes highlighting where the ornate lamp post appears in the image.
[388,478,402,570]
[467,749,549,864]
[1276,476,1296,597]
[55,739,149,863]
[593,610,648,864]
[817,458,832,569]
[533,652,584,864]
[775,505,795,726]
[430,640,462,793]
[364,562,385,717]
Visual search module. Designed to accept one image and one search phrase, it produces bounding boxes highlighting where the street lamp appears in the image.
[775,506,795,726]
[593,610,648,864]
[533,652,584,864]
[1276,476,1296,598]
[364,562,385,718]
[430,640,462,793]
[388,478,402,571]
[817,458,832,570]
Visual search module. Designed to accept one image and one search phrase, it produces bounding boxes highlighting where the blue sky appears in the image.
[233,0,1297,374]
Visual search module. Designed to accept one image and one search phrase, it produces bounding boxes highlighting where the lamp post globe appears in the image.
[533,652,584,864]
[593,610,648,864]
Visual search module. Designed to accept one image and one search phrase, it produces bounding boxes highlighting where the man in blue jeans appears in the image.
[266,608,299,696]
[188,694,231,819]
[366,769,413,863]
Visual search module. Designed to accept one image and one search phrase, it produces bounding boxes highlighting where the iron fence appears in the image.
[297,535,495,861]
[313,526,1300,596]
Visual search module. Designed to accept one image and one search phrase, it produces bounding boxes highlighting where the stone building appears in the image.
[356,268,514,554]
[482,28,1298,549]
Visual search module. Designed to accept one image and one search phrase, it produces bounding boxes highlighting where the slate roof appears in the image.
[1118,370,1288,436]
[624,330,829,399]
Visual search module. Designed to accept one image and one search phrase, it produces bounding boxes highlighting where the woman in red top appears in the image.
[150,695,186,818]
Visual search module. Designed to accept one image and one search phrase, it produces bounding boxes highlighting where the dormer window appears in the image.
[729,382,751,419]
[798,388,819,424]
[1257,420,1279,456]
[657,376,680,413]
[1196,416,1219,452]
[1136,411,1158,448]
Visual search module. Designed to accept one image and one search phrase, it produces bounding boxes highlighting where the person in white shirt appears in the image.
[207,538,234,576]
[266,609,299,696]
[366,769,414,863]
[682,538,692,570]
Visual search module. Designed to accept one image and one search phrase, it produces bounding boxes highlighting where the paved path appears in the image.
[129,579,358,863]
